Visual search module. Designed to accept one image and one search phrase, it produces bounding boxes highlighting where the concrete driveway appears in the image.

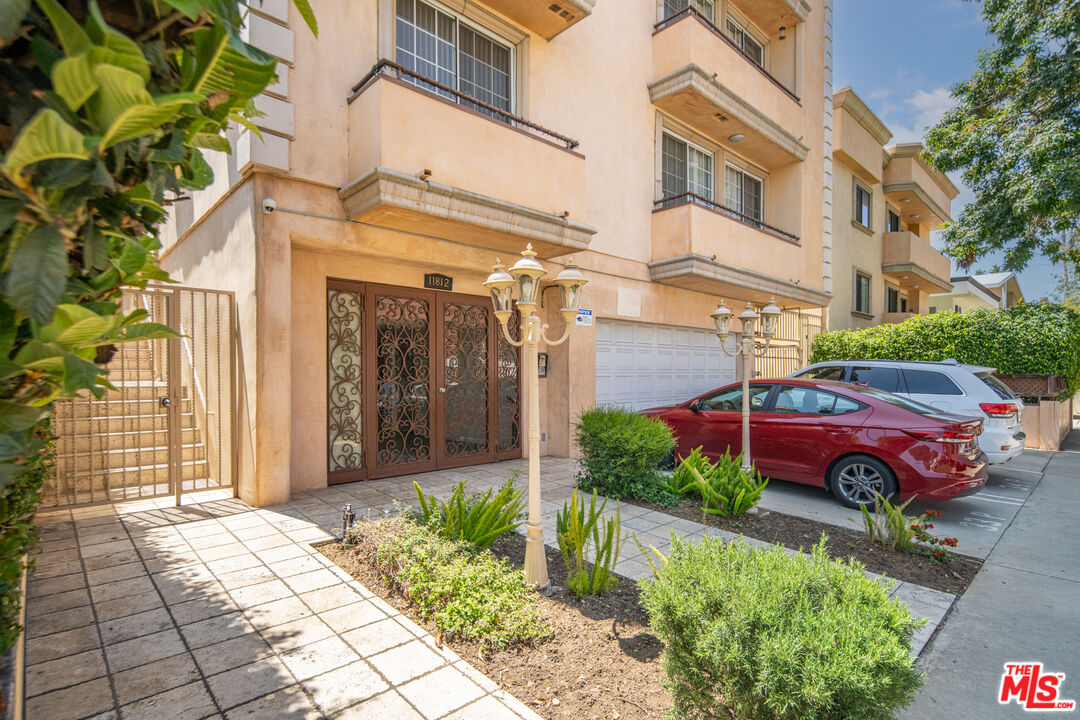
[755,450,1054,559]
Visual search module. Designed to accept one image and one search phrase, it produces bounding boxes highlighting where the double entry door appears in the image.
[327,280,521,484]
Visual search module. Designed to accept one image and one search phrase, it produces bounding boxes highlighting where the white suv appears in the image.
[789,359,1025,464]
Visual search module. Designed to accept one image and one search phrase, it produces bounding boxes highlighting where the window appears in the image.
[796,365,847,381]
[929,306,937,314]
[902,369,964,396]
[887,208,901,232]
[663,0,714,22]
[858,386,942,416]
[662,132,713,200]
[853,182,872,228]
[771,386,862,415]
[699,385,771,412]
[726,17,763,66]
[396,0,512,116]
[901,297,908,312]
[887,287,899,313]
[725,164,763,221]
[854,272,871,314]
[980,374,1019,400]
[954,304,961,313]
[849,366,901,393]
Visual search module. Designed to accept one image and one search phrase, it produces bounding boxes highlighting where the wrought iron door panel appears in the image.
[496,309,521,456]
[441,301,490,459]
[374,292,433,467]
[327,285,364,481]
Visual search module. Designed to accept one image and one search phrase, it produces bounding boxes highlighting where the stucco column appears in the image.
[251,175,293,506]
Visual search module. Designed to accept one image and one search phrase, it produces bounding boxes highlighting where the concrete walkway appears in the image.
[27,457,956,719]
[901,434,1080,718]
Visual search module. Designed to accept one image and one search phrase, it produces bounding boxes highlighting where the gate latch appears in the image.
[159,397,171,407]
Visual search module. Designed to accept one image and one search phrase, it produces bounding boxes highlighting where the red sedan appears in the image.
[641,378,989,509]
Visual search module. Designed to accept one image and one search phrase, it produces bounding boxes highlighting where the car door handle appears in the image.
[825,426,849,434]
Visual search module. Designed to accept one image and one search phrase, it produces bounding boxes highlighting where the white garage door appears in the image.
[595,319,736,411]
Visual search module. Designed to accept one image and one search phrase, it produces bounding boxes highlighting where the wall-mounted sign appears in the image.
[537,353,548,377]
[575,308,593,326]
[424,273,453,291]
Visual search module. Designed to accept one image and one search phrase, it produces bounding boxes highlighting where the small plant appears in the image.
[639,535,923,720]
[862,497,960,562]
[689,448,768,517]
[351,517,550,651]
[575,406,679,507]
[556,488,623,596]
[664,446,710,498]
[413,475,525,550]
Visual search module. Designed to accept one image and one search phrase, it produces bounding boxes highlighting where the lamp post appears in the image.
[484,244,587,588]
[710,298,782,471]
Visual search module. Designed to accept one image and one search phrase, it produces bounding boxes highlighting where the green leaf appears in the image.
[38,303,100,342]
[291,0,319,37]
[35,0,90,56]
[0,401,45,433]
[62,352,102,394]
[120,322,177,342]
[51,54,98,111]
[0,198,20,236]
[82,222,109,271]
[85,0,150,80]
[87,63,152,132]
[3,225,68,324]
[113,240,147,277]
[100,93,202,149]
[190,132,231,152]
[13,339,65,372]
[1,109,90,184]
[186,25,275,98]
[179,148,214,189]
[0,0,30,45]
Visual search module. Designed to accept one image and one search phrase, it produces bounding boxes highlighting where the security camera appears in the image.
[262,198,276,214]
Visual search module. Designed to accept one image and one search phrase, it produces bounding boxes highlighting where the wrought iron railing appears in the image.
[654,192,800,243]
[653,6,801,103]
[349,59,580,150]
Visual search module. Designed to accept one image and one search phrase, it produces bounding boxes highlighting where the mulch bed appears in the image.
[632,498,981,596]
[320,533,670,720]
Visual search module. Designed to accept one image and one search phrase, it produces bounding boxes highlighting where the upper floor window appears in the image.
[854,272,871,314]
[853,181,872,228]
[887,208,901,232]
[662,132,714,200]
[395,0,512,116]
[663,0,715,22]
[887,286,900,313]
[725,164,763,221]
[726,16,764,67]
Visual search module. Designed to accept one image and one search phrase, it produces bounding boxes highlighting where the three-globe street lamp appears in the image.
[710,298,782,471]
[484,244,587,588]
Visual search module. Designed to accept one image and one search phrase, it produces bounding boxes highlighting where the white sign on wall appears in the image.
[575,308,594,326]
[617,287,642,318]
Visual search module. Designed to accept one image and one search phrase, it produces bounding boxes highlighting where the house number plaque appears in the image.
[424,273,453,291]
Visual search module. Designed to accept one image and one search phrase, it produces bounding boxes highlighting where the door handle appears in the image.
[438,387,446,393]
[825,426,848,434]
[159,397,171,407]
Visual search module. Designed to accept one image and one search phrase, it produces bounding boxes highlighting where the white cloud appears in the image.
[909,87,954,132]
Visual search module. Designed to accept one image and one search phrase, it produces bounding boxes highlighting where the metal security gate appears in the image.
[46,286,237,507]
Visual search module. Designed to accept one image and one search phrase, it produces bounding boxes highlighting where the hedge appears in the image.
[810,303,1080,397]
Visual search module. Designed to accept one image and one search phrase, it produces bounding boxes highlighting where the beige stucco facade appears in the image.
[161,0,831,505]
[827,88,958,331]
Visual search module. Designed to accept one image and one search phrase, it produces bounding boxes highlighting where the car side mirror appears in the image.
[688,399,701,412]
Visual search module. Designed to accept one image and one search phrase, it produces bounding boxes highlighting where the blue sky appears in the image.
[833,0,1058,301]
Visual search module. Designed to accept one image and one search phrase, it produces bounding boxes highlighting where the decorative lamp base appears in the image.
[523,522,550,589]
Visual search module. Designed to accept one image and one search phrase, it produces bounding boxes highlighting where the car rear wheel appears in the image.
[829,455,898,509]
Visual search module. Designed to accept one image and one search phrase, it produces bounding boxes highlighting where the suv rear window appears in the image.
[849,365,902,393]
[796,365,847,381]
[980,374,1018,400]
[902,369,964,396]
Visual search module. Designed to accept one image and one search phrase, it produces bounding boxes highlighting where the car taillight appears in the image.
[903,429,976,443]
[980,402,1018,417]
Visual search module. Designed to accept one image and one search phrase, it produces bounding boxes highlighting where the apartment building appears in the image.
[160,0,830,506]
[930,271,1026,313]
[828,88,958,331]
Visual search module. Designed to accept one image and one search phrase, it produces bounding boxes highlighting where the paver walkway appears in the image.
[27,457,954,719]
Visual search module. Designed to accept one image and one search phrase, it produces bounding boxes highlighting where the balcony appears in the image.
[650,13,807,169]
[649,195,829,308]
[340,62,595,258]
[882,231,953,294]
[883,144,959,231]
[481,0,596,39]
[731,0,811,35]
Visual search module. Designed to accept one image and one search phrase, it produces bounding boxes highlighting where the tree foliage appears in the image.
[923,0,1080,273]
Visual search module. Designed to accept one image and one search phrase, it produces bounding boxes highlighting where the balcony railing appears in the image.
[653,6,800,103]
[654,192,799,244]
[349,60,580,150]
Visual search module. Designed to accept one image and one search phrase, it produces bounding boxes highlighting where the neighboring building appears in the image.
[827,88,958,331]
[930,271,1025,312]
[160,0,831,506]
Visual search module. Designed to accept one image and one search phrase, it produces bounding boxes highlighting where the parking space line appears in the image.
[974,495,1024,506]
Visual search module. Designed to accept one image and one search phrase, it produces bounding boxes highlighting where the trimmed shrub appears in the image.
[350,517,549,651]
[574,406,678,507]
[640,535,923,720]
[810,303,1080,397]
[413,476,524,550]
